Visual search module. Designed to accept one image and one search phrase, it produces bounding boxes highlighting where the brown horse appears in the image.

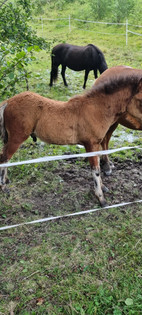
[0,66,142,206]
[94,66,142,175]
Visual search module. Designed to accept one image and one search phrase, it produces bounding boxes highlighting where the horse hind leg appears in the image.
[0,134,29,188]
[0,167,9,191]
[61,65,68,86]
[83,70,89,89]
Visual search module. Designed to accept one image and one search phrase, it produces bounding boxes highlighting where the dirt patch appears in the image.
[0,152,142,227]
[32,154,142,213]
[13,155,142,213]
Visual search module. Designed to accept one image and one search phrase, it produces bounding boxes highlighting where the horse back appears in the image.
[4,92,52,137]
[51,43,99,71]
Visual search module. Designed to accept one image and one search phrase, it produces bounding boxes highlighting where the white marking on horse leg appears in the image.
[92,169,106,206]
[0,167,7,187]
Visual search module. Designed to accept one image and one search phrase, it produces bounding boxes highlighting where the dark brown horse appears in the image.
[49,43,108,89]
[0,66,142,206]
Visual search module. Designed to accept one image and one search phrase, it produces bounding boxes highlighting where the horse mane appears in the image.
[86,69,142,98]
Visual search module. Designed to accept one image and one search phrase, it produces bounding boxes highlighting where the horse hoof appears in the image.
[100,198,107,208]
[102,163,112,176]
[102,185,109,193]
[110,161,115,169]
[0,185,10,195]
[101,160,113,176]
[104,169,112,176]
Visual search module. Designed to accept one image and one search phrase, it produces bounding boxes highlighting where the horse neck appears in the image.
[103,87,133,115]
[67,87,132,122]
[67,95,85,111]
[83,86,134,131]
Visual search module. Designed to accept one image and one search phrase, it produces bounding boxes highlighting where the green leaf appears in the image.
[8,72,14,79]
[16,51,26,58]
[125,298,133,306]
[27,46,33,52]
[33,45,41,52]
[113,309,122,315]
[1,46,6,51]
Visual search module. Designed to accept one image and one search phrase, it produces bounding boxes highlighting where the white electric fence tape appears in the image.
[0,145,141,231]
[0,199,142,231]
[0,146,141,168]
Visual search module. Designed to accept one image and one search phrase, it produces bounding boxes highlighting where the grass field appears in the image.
[0,3,142,314]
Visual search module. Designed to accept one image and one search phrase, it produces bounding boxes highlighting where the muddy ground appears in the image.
[1,151,142,228]
[43,153,142,211]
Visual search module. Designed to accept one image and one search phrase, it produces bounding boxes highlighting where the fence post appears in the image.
[126,19,128,45]
[69,15,71,32]
[41,17,44,36]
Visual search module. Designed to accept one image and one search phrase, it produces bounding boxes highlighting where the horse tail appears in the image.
[0,102,8,143]
[51,52,58,83]
[52,66,58,82]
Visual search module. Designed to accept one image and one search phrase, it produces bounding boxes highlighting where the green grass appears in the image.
[0,140,142,314]
[0,205,142,314]
[10,4,141,99]
[0,3,142,314]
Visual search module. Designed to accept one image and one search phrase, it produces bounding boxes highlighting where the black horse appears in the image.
[49,43,108,89]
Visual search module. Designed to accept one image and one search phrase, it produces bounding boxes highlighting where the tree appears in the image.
[89,0,112,20]
[0,0,47,98]
[112,0,135,23]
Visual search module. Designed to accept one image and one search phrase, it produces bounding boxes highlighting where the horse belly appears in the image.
[65,54,86,71]
[67,63,85,71]
[35,120,78,145]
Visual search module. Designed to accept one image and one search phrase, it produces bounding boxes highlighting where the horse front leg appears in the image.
[61,65,68,86]
[94,69,98,79]
[83,70,89,89]
[84,142,107,207]
[101,123,118,175]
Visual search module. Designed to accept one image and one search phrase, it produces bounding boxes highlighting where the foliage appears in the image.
[0,0,47,97]
[112,0,135,23]
[32,0,50,15]
[89,0,112,20]
[129,0,142,24]
[42,0,139,23]
[88,0,135,22]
